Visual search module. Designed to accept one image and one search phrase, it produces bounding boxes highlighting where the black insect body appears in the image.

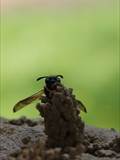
[37,75,63,98]
[13,75,63,112]
[13,75,87,113]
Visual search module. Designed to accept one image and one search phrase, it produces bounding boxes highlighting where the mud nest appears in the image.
[36,86,85,148]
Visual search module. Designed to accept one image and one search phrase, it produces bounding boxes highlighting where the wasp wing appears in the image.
[77,100,87,113]
[13,90,44,112]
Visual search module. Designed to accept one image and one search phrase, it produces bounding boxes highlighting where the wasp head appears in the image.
[36,75,63,89]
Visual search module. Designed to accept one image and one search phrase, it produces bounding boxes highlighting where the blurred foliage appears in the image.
[0,7,119,130]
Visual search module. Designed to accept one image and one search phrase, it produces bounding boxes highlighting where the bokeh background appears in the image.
[1,0,119,130]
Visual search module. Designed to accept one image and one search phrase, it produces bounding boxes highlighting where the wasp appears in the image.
[13,75,87,113]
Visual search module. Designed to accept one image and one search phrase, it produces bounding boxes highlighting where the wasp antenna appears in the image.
[36,76,48,81]
[56,75,64,79]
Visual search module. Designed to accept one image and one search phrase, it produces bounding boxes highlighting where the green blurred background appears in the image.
[1,0,119,130]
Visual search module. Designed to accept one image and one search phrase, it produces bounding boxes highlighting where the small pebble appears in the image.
[61,153,70,160]
[22,136,31,144]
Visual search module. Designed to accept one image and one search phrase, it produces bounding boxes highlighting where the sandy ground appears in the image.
[0,117,120,160]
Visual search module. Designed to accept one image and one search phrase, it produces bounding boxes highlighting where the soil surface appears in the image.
[0,117,120,160]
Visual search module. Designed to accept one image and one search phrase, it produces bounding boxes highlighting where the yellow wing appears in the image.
[13,90,44,112]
